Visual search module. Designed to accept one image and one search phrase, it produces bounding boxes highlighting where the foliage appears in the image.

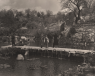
[67,27,77,37]
[46,10,53,17]
[0,3,95,37]
[26,21,38,29]
[61,0,95,24]
[0,9,23,35]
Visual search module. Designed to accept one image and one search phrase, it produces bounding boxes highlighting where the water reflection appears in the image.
[0,56,82,76]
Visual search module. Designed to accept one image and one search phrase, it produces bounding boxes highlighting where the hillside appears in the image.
[72,23,95,42]
[47,22,62,32]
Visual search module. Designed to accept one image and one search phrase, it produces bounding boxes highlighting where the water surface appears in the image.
[0,56,82,76]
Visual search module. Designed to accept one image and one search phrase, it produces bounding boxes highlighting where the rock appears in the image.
[86,73,95,76]
[3,64,10,68]
[0,64,4,68]
[58,74,62,76]
[28,65,40,70]
[17,54,24,60]
[26,58,39,61]
[40,65,48,68]
[0,64,10,69]
[0,57,10,60]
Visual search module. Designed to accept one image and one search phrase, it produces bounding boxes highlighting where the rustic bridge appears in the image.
[1,45,95,63]
[1,45,94,54]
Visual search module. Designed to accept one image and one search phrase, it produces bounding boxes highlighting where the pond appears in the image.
[0,55,82,76]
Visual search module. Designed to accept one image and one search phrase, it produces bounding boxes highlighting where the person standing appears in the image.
[53,33,58,48]
[44,35,49,48]
[40,34,44,48]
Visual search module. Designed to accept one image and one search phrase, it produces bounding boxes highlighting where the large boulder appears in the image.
[17,54,24,60]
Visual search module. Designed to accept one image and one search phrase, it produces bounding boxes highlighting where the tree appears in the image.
[0,9,22,35]
[60,21,66,31]
[65,12,75,25]
[30,10,38,16]
[40,12,45,19]
[37,12,41,18]
[26,21,38,29]
[25,9,31,18]
[56,12,65,22]
[81,0,95,22]
[61,0,88,24]
[0,9,15,27]
[46,10,53,17]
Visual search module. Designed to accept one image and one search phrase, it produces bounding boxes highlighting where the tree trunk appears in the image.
[11,35,15,46]
[75,10,80,24]
[75,17,78,24]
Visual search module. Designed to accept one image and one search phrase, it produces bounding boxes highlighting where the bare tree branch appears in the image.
[69,0,77,6]
[87,0,94,8]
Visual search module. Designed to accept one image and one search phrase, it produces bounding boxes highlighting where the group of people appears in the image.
[40,35,49,48]
[11,33,61,47]
[40,33,60,48]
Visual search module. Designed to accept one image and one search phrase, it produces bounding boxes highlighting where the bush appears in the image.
[87,54,95,66]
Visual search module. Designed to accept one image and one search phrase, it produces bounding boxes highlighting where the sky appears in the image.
[0,0,63,14]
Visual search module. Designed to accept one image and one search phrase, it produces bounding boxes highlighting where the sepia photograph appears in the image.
[0,0,95,76]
